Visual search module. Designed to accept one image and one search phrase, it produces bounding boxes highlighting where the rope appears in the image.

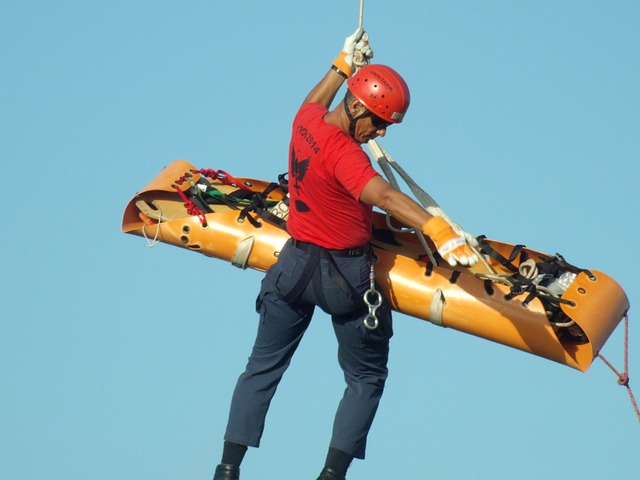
[367,140,496,272]
[597,314,639,422]
[367,139,438,265]
[195,168,253,191]
[172,171,210,227]
[172,177,208,227]
[353,0,369,72]
[141,211,161,247]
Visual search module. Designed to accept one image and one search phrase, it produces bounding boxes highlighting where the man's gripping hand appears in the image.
[426,206,479,248]
[422,216,479,267]
[333,28,373,78]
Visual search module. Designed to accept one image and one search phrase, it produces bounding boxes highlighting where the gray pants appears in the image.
[224,239,393,459]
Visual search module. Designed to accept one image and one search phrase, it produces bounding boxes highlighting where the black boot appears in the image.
[316,467,346,480]
[213,463,240,480]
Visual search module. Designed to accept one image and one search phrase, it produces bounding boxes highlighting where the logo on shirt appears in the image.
[290,145,311,212]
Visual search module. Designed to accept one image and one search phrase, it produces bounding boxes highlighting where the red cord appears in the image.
[597,314,639,422]
[172,172,208,227]
[195,168,253,191]
[170,167,253,227]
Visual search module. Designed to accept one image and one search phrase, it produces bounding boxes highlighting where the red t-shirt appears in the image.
[287,103,380,249]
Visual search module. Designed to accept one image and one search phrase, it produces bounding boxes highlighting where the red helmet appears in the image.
[347,64,410,123]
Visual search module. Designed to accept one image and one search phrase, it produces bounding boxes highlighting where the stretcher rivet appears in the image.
[578,287,587,295]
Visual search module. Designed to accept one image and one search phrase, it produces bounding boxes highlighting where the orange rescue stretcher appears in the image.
[122,160,629,372]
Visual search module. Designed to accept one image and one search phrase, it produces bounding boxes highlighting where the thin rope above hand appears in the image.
[353,0,369,71]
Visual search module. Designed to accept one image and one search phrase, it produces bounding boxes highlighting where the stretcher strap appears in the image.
[476,238,586,309]
[238,183,288,230]
[231,236,255,269]
[476,236,524,273]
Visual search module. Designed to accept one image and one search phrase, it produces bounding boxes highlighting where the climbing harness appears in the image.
[281,239,371,320]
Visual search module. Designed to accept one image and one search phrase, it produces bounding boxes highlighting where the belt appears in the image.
[290,238,369,257]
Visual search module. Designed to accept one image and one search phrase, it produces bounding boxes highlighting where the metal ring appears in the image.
[364,289,383,308]
[363,314,379,330]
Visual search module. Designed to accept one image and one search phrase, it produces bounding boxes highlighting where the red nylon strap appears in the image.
[194,168,253,191]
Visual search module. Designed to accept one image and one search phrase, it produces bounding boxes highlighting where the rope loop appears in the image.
[141,212,161,247]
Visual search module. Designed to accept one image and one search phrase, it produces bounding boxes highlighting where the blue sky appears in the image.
[2,1,639,479]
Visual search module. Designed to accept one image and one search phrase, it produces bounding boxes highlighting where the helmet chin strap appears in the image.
[343,96,359,138]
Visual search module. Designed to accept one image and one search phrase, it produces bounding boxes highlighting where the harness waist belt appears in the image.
[291,238,369,257]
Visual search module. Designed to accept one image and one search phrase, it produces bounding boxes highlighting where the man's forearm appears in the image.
[301,68,346,108]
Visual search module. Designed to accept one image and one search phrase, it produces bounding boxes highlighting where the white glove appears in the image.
[353,32,373,70]
[426,206,478,248]
[333,28,373,77]
[422,216,479,267]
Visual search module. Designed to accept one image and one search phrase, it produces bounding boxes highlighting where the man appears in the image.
[213,29,477,480]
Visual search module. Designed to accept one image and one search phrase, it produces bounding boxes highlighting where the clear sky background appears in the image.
[2,1,639,479]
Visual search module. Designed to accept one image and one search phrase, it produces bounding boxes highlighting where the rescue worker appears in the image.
[213,29,478,480]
